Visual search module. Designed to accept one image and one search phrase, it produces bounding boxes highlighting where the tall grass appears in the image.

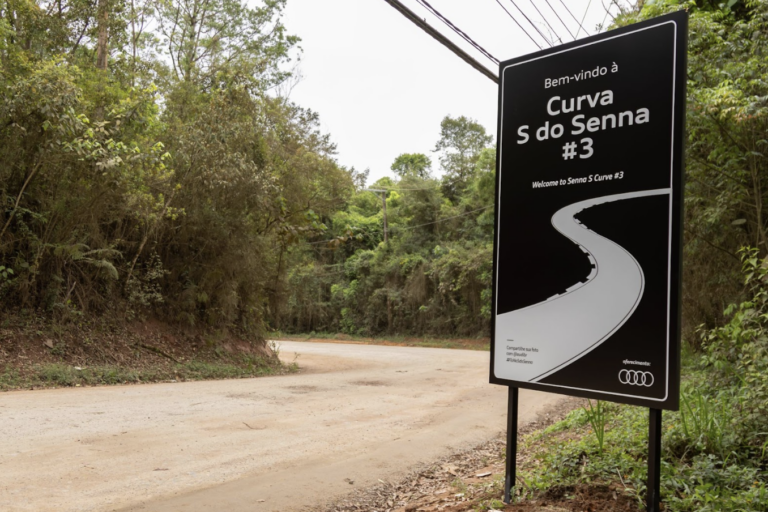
[583,400,607,454]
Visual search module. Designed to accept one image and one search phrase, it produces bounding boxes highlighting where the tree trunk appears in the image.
[96,0,109,70]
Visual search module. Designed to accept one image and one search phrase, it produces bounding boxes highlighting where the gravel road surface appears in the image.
[0,341,562,512]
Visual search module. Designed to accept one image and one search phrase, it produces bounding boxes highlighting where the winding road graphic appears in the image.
[494,188,671,382]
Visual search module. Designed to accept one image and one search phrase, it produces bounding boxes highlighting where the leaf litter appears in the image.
[310,396,639,512]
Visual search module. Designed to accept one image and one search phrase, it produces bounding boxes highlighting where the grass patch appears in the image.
[268,331,489,351]
[466,252,768,511]
[448,343,767,512]
[504,358,768,511]
[0,355,294,391]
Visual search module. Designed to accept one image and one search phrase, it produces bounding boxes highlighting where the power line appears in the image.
[492,0,542,50]
[382,0,498,84]
[600,0,617,28]
[415,0,499,64]
[391,206,492,231]
[558,0,588,38]
[304,206,492,246]
[544,0,576,39]
[506,0,553,47]
[528,0,564,44]
[576,0,594,38]
[306,237,350,245]
[365,188,389,242]
[365,184,442,191]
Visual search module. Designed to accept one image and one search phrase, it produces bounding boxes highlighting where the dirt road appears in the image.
[0,341,562,512]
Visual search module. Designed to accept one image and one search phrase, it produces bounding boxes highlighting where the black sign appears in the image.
[490,12,686,410]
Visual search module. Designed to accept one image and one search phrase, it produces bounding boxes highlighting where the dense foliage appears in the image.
[643,0,768,338]
[0,0,353,335]
[277,0,768,339]
[274,115,497,336]
[2,0,768,506]
[4,0,768,345]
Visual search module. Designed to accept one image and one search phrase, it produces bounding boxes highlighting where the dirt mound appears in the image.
[0,314,280,389]
[507,484,639,512]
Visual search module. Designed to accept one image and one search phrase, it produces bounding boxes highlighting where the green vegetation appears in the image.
[4,0,766,347]
[583,400,608,454]
[1,0,768,508]
[269,331,490,350]
[0,0,352,340]
[276,115,497,337]
[275,0,768,342]
[482,247,767,511]
[0,356,291,390]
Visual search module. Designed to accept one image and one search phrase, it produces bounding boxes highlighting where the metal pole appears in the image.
[363,189,389,243]
[381,191,388,243]
[380,0,499,84]
[647,408,662,512]
[504,387,519,504]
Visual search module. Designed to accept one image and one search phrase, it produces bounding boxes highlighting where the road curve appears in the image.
[494,189,671,382]
[0,341,562,512]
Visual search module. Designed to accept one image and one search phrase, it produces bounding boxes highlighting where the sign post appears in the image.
[491,11,687,510]
[503,387,519,504]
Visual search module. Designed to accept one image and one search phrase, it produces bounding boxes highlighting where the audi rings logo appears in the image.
[618,369,654,387]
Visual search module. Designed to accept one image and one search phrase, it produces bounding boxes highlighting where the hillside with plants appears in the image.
[1,0,768,509]
[0,0,355,383]
[274,0,768,346]
[0,0,767,389]
[277,2,768,508]
[273,115,497,337]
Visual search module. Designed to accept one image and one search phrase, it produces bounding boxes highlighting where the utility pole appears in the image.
[366,189,388,243]
[381,0,498,84]
[365,188,392,330]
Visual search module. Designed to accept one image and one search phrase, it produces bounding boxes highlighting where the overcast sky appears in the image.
[282,0,618,184]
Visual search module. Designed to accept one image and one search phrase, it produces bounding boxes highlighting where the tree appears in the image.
[156,0,298,92]
[616,0,768,337]
[0,0,355,338]
[433,115,492,197]
[96,0,111,70]
[391,153,431,179]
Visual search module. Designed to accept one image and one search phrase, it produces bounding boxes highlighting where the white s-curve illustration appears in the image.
[494,188,671,382]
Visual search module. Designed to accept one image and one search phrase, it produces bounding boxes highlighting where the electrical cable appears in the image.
[304,206,492,245]
[558,0,588,36]
[381,0,498,84]
[492,0,542,50]
[306,238,350,246]
[528,0,564,44]
[390,206,492,231]
[373,184,442,191]
[600,0,616,27]
[506,0,553,47]
[415,0,499,64]
[576,0,593,38]
[544,0,576,39]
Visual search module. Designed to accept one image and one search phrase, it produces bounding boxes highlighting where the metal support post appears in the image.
[647,408,662,512]
[503,387,519,504]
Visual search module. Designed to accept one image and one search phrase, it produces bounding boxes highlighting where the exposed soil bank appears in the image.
[0,315,284,390]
